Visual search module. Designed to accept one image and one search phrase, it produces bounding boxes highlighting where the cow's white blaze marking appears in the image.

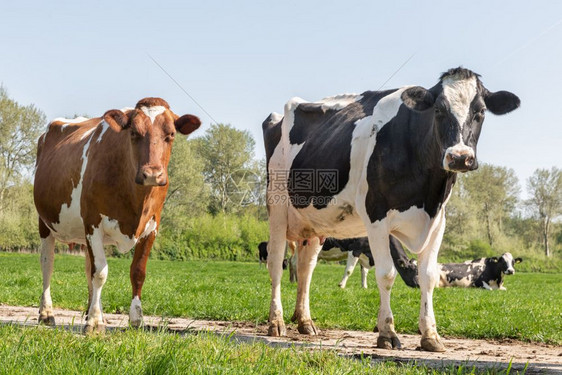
[442,75,477,129]
[502,253,515,274]
[140,106,166,124]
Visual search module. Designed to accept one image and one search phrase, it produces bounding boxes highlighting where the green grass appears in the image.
[0,325,526,375]
[0,253,561,345]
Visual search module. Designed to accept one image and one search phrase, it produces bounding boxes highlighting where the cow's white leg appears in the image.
[267,204,288,337]
[85,250,93,317]
[367,227,401,349]
[417,213,447,352]
[38,230,56,325]
[292,237,322,335]
[358,255,370,289]
[85,228,107,334]
[339,252,359,289]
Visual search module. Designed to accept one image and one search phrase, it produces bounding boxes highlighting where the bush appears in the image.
[153,213,268,262]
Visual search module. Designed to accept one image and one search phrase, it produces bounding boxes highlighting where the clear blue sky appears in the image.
[1,1,561,194]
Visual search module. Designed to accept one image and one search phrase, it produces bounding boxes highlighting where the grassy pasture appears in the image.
[0,252,560,345]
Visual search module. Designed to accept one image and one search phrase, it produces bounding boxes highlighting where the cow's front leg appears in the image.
[129,232,156,328]
[84,228,107,334]
[38,220,56,326]
[417,215,446,352]
[339,252,359,289]
[368,230,401,349]
[291,238,322,335]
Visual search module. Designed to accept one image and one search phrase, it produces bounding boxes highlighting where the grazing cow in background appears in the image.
[263,67,520,351]
[34,98,201,333]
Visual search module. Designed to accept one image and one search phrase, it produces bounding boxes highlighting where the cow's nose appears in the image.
[505,270,514,275]
[140,167,165,186]
[445,153,476,172]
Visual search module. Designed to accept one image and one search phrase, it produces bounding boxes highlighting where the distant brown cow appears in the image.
[34,98,200,333]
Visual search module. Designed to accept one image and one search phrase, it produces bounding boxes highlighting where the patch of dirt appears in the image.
[1,304,561,374]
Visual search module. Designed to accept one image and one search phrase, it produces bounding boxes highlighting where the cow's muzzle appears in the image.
[136,166,166,186]
[443,146,477,172]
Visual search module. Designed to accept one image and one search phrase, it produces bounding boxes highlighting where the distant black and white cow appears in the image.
[263,67,520,352]
[391,242,523,290]
[438,253,522,290]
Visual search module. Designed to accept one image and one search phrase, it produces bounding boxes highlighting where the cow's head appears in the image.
[401,68,520,172]
[495,252,522,275]
[103,98,201,186]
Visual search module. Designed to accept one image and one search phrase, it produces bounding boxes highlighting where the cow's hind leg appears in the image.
[38,219,56,326]
[339,252,359,289]
[129,233,156,328]
[291,238,322,335]
[367,228,401,349]
[84,229,107,334]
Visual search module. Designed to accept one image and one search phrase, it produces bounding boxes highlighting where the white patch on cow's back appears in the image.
[80,125,99,140]
[442,76,477,128]
[140,106,166,124]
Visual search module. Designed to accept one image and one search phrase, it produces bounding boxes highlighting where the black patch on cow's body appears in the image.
[365,104,456,222]
[287,90,397,210]
[262,114,282,165]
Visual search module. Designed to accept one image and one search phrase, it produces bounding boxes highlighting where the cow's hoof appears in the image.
[297,320,319,335]
[420,337,446,352]
[377,335,401,349]
[267,321,286,337]
[38,315,56,326]
[84,322,106,335]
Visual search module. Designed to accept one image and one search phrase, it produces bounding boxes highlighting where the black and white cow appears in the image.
[390,241,523,290]
[263,67,520,352]
[438,253,522,290]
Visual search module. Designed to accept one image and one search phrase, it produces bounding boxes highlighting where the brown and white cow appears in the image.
[34,97,200,333]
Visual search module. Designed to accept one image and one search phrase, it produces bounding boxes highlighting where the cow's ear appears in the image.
[483,90,520,115]
[103,110,130,133]
[515,257,523,263]
[401,86,435,111]
[175,114,201,135]
[490,257,499,263]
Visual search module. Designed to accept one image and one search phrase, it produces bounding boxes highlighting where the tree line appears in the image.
[0,87,560,266]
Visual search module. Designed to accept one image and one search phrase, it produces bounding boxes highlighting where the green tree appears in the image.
[462,164,520,246]
[193,123,256,214]
[0,86,46,211]
[163,137,209,223]
[525,167,562,257]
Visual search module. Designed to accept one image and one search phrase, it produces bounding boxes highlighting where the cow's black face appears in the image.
[401,68,520,173]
